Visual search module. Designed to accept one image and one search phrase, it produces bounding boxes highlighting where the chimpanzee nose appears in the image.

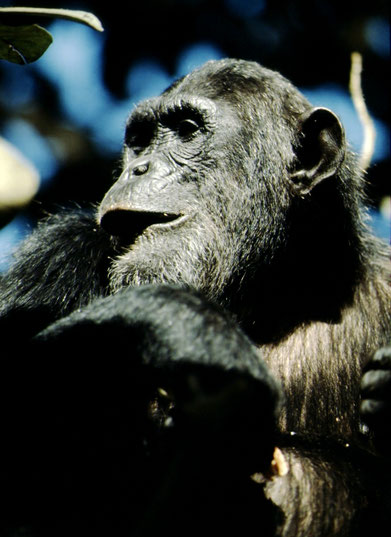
[98,154,176,239]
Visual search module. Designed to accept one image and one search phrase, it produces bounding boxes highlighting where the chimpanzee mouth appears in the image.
[100,209,189,245]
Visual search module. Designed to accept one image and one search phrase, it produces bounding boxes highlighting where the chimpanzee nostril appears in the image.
[133,162,149,176]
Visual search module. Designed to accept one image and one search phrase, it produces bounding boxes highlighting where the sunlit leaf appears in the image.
[0,7,104,32]
[0,24,53,64]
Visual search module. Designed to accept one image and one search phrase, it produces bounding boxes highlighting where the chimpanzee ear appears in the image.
[289,107,345,195]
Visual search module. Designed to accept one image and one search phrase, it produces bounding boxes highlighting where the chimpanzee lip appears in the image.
[148,213,189,230]
[100,208,189,245]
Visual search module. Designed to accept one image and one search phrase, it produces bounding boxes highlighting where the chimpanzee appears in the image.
[0,59,390,537]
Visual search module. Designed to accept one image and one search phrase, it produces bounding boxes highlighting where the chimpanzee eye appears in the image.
[177,118,201,139]
[125,122,154,154]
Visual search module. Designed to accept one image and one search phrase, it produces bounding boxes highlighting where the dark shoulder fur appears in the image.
[0,209,115,338]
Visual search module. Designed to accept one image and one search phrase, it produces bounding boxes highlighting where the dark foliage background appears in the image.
[0,0,389,269]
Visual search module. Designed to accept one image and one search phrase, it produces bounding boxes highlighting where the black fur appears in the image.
[0,59,390,536]
[0,209,113,336]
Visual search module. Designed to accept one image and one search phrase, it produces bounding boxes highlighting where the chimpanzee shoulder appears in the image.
[0,209,114,337]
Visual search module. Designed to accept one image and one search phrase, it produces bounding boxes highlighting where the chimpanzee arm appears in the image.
[1,284,282,535]
[34,284,282,470]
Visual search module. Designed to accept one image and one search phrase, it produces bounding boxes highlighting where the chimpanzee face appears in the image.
[98,87,254,298]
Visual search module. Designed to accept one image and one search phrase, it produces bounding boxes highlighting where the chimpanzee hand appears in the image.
[361,346,391,457]
[34,284,281,472]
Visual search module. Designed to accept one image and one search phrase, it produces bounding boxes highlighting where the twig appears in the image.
[349,52,376,171]
[0,7,104,32]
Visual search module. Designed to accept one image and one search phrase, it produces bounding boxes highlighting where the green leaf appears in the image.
[0,7,104,32]
[0,24,53,64]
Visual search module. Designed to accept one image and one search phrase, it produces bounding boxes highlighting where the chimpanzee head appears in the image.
[98,59,359,331]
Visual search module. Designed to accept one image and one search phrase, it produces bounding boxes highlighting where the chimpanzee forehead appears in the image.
[166,59,312,119]
[126,59,272,125]
[126,58,309,131]
[169,59,269,99]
